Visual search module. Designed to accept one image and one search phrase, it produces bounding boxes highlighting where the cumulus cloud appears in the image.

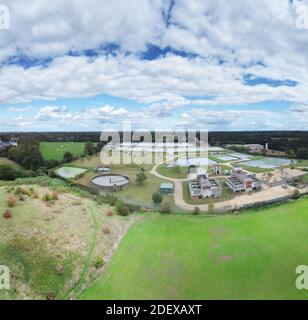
[1,0,308,131]
[35,105,72,121]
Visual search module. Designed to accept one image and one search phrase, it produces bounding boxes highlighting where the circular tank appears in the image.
[91,174,130,192]
[95,166,112,174]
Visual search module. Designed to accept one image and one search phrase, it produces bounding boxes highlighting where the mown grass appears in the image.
[40,142,85,161]
[81,198,308,300]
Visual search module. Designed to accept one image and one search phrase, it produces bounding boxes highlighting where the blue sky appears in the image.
[0,0,308,132]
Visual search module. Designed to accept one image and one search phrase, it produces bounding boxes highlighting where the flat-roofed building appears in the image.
[188,167,222,200]
[225,172,262,193]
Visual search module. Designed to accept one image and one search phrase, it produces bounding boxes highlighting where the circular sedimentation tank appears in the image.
[95,166,112,174]
[91,174,130,191]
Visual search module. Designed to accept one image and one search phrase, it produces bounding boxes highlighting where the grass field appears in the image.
[81,198,308,300]
[0,184,132,300]
[156,164,189,179]
[40,142,85,161]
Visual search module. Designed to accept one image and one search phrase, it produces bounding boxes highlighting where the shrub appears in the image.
[42,194,53,202]
[293,189,301,200]
[32,192,39,199]
[7,196,16,208]
[3,209,12,219]
[19,194,25,201]
[52,191,59,200]
[160,202,170,214]
[0,164,18,181]
[135,172,148,185]
[208,200,215,213]
[55,265,65,275]
[106,210,113,217]
[193,207,200,215]
[102,225,111,234]
[115,200,130,216]
[94,256,105,269]
[152,192,163,204]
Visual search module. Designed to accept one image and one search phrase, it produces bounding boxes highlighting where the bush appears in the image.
[193,207,200,215]
[7,196,16,208]
[42,194,53,202]
[115,200,130,216]
[3,209,12,219]
[32,192,39,199]
[0,164,19,181]
[135,172,148,185]
[160,202,170,214]
[106,210,113,217]
[208,200,215,213]
[52,191,59,200]
[19,194,25,201]
[94,256,105,269]
[293,189,301,200]
[152,192,163,204]
[102,225,111,234]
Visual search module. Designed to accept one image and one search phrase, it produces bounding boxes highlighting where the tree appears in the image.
[136,172,147,185]
[0,164,19,181]
[296,147,308,160]
[84,142,95,156]
[63,151,74,163]
[193,207,200,215]
[7,142,43,170]
[152,192,163,204]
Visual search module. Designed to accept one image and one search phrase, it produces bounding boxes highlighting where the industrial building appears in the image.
[188,168,222,200]
[225,171,262,193]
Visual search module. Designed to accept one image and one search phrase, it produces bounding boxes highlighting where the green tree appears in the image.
[63,151,74,163]
[0,164,18,181]
[152,192,163,204]
[84,142,95,156]
[136,172,148,185]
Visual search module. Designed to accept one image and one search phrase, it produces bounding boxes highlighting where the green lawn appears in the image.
[40,142,86,161]
[81,198,308,300]
[157,164,189,179]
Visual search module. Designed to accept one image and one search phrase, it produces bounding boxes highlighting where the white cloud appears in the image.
[35,105,72,121]
[1,0,308,131]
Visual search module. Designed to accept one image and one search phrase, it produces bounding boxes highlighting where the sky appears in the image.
[0,0,308,132]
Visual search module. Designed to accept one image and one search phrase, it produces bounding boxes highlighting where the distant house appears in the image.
[0,138,18,149]
[160,183,174,194]
[188,167,222,200]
